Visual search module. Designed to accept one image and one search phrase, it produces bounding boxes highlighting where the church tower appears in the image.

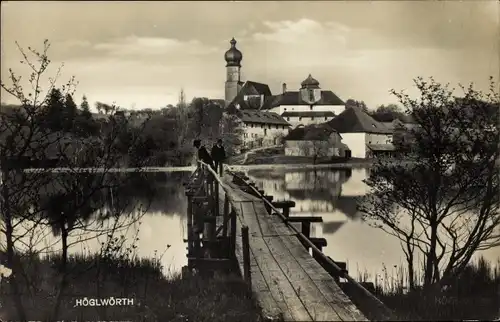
[224,38,243,105]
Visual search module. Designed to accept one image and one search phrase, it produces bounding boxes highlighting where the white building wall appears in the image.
[277,104,345,115]
[340,133,367,158]
[366,133,393,144]
[283,116,334,128]
[285,141,340,157]
[241,122,290,147]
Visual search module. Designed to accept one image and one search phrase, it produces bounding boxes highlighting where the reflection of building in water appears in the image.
[339,168,370,196]
[322,221,346,234]
[248,168,366,223]
[284,170,344,190]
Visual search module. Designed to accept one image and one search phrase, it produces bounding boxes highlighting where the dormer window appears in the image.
[372,124,376,128]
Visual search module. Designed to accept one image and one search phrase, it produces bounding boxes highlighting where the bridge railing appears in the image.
[192,160,252,285]
[222,165,396,321]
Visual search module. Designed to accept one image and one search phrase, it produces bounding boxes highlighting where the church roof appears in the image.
[224,38,242,67]
[327,107,392,134]
[240,81,272,96]
[301,74,320,89]
[262,90,344,109]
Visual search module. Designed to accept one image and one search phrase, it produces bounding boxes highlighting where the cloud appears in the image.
[254,19,348,45]
[249,19,377,69]
[93,36,219,57]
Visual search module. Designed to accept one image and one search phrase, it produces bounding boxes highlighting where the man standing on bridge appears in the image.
[211,139,226,175]
[193,139,215,170]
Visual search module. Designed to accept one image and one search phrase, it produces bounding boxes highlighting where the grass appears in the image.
[0,252,263,321]
[356,256,500,321]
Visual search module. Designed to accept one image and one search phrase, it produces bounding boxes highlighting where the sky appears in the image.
[1,1,499,111]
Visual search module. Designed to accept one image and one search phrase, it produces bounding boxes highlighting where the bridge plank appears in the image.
[278,235,368,321]
[262,236,343,322]
[234,217,290,319]
[214,172,368,321]
[252,202,296,236]
[249,237,312,321]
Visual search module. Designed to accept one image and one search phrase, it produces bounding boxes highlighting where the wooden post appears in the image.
[186,194,193,227]
[301,221,311,240]
[222,193,230,237]
[242,226,251,287]
[214,181,220,217]
[283,206,291,218]
[263,195,273,214]
[230,210,237,255]
[219,162,223,176]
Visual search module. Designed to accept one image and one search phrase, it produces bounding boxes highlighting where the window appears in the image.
[244,133,248,138]
[264,129,267,136]
[287,117,290,121]
[310,105,313,110]
[251,124,254,128]
[284,108,287,111]
[324,117,328,120]
[275,125,278,129]
[299,117,302,121]
[309,89,314,101]
[311,117,314,120]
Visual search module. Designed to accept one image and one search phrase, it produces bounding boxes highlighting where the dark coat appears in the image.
[198,146,214,168]
[211,144,226,162]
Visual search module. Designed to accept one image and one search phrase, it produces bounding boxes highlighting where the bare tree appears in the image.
[1,40,152,320]
[358,77,499,291]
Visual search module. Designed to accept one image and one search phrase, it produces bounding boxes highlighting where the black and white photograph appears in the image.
[0,1,499,321]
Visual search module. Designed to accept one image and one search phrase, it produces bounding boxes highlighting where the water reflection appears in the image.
[14,172,191,275]
[19,169,498,278]
[246,168,500,277]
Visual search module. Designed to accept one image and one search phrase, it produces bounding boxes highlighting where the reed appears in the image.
[0,252,263,321]
[356,256,500,321]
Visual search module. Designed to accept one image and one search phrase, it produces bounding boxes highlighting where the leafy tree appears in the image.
[220,113,243,156]
[371,104,408,122]
[358,77,499,291]
[345,98,369,112]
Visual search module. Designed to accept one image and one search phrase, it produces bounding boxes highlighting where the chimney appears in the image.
[282,83,287,94]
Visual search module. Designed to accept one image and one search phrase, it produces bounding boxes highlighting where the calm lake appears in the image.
[20,168,500,280]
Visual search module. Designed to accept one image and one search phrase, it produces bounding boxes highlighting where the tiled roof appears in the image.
[367,143,396,151]
[282,111,335,118]
[300,74,320,89]
[262,90,344,109]
[284,123,337,141]
[327,107,392,134]
[240,81,272,96]
[236,109,290,126]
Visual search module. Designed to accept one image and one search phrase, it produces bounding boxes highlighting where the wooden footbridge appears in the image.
[183,161,395,321]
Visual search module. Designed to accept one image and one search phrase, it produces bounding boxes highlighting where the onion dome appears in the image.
[300,74,320,89]
[224,38,242,67]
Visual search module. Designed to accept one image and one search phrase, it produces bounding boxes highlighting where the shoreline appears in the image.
[22,162,373,173]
